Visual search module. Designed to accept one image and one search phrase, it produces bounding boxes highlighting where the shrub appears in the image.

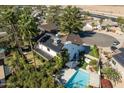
[89,45,99,58]
[89,60,97,66]
[82,62,88,70]
[102,67,122,84]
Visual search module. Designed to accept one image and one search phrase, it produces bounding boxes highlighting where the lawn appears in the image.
[5,50,44,70]
[24,51,44,66]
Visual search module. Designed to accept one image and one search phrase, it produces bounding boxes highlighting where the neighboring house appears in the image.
[0,32,7,38]
[0,48,5,60]
[31,7,45,26]
[83,23,93,31]
[0,59,5,87]
[111,48,124,78]
[38,22,58,33]
[66,33,83,45]
[101,19,118,28]
[34,32,63,60]
[0,49,5,87]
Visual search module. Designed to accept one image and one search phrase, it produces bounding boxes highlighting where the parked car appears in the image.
[111,46,118,51]
[112,41,120,46]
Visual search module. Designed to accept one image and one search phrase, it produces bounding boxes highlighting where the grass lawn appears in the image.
[5,50,44,69]
[25,51,44,66]
[5,51,16,67]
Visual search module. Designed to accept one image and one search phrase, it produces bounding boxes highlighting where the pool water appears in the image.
[65,70,90,88]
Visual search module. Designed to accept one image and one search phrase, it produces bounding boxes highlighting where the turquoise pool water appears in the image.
[65,70,90,88]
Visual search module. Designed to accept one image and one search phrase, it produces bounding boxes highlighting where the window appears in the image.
[47,48,50,52]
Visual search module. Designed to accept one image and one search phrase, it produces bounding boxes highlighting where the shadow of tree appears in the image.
[78,31,96,38]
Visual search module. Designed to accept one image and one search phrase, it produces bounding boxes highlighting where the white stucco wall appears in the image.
[38,43,57,57]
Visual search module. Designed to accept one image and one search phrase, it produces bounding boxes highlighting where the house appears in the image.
[0,32,7,38]
[66,33,83,45]
[63,41,85,61]
[0,59,5,87]
[0,49,5,87]
[63,34,85,68]
[101,19,118,28]
[34,32,63,60]
[111,48,124,78]
[38,22,58,33]
[82,23,93,31]
[0,48,5,60]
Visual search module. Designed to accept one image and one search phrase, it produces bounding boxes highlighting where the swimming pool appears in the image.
[65,69,90,88]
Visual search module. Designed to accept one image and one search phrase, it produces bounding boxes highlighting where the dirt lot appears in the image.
[77,5,124,17]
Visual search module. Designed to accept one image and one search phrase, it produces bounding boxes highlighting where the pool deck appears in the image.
[61,69,76,83]
[61,68,100,88]
[80,68,100,87]
[89,72,100,87]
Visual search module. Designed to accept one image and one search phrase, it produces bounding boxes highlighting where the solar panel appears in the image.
[40,35,51,43]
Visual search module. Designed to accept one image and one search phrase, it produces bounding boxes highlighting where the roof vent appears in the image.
[53,33,61,46]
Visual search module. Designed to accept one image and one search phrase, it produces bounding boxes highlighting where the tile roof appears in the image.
[40,22,58,32]
[66,34,83,45]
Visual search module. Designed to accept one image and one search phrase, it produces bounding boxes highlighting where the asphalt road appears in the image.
[79,31,119,47]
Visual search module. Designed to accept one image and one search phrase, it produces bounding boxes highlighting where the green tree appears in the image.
[116,17,124,32]
[35,5,47,18]
[17,7,39,67]
[61,48,69,64]
[117,17,124,24]
[54,54,63,70]
[59,6,83,33]
[102,67,122,85]
[46,6,62,25]
[0,6,19,46]
[90,45,99,58]
[17,7,38,45]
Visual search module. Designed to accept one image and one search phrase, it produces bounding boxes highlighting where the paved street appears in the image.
[79,31,119,47]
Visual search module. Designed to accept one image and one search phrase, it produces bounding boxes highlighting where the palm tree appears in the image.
[17,7,39,67]
[116,17,124,32]
[35,5,48,19]
[54,54,63,70]
[46,6,62,25]
[59,6,83,33]
[102,67,122,85]
[0,6,21,67]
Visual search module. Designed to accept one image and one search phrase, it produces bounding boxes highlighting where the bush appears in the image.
[82,62,88,70]
[102,67,122,84]
[93,65,99,72]
[89,60,97,66]
[89,45,99,58]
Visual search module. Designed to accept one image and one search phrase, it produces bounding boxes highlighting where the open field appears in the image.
[77,5,124,17]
